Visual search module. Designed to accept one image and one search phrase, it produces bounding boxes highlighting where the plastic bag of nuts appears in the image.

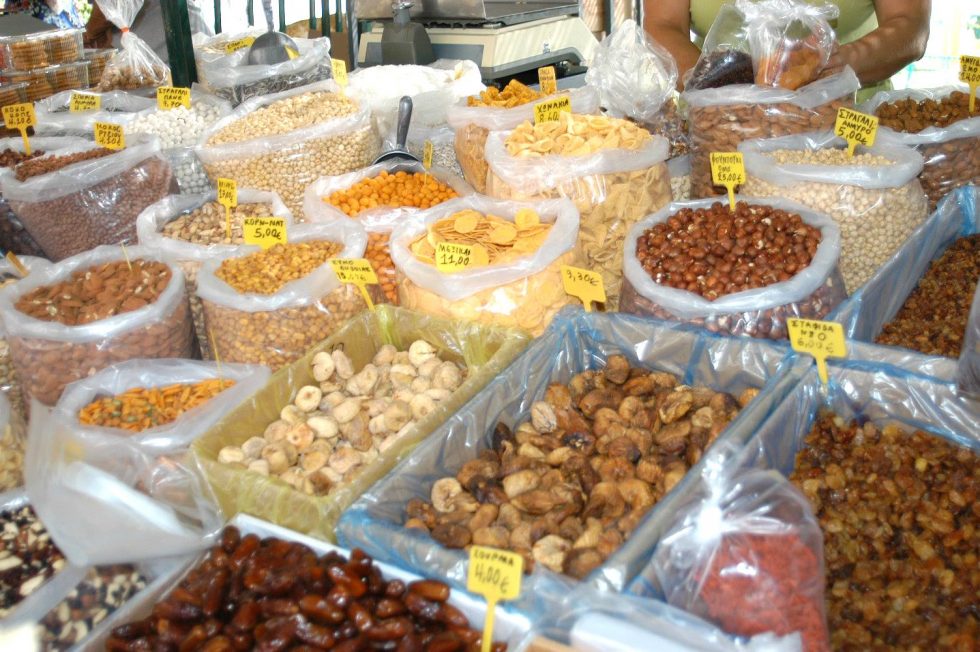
[390,196,584,336]
[620,197,847,340]
[405,122,465,178]
[0,245,194,407]
[33,89,155,137]
[740,131,927,292]
[191,306,530,541]
[864,86,980,211]
[0,254,50,424]
[484,113,671,308]
[304,160,474,305]
[93,0,171,91]
[0,134,177,261]
[447,85,600,193]
[197,80,380,219]
[197,221,374,371]
[684,68,860,198]
[0,391,26,492]
[137,188,294,358]
[24,358,270,566]
[668,154,692,202]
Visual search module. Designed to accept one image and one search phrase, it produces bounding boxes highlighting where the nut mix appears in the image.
[620,201,845,340]
[0,504,67,618]
[406,355,758,579]
[875,234,980,357]
[790,413,980,650]
[0,406,25,492]
[873,90,980,209]
[201,90,379,218]
[106,526,507,651]
[77,378,235,432]
[217,342,467,496]
[742,148,928,292]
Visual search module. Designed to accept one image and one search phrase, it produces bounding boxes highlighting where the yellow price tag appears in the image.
[331,58,349,89]
[93,121,125,150]
[285,47,299,60]
[422,140,433,169]
[538,66,557,96]
[2,102,35,155]
[330,258,379,309]
[436,242,487,272]
[561,265,606,312]
[5,252,28,278]
[709,152,745,211]
[468,546,524,652]
[224,36,256,53]
[217,177,237,240]
[69,92,101,112]
[834,107,879,156]
[157,86,191,110]
[787,318,847,385]
[243,216,287,250]
[960,55,980,113]
[533,95,571,124]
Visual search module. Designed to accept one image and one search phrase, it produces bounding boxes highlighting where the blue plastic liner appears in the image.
[628,354,980,599]
[337,307,808,616]
[829,185,978,380]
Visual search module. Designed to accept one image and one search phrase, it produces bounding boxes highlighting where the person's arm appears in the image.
[643,0,700,88]
[828,0,931,84]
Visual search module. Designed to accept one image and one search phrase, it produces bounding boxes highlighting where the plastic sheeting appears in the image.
[958,285,980,397]
[190,305,530,542]
[336,308,806,612]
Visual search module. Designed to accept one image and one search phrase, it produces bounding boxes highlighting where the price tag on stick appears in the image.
[436,242,488,272]
[538,65,557,95]
[243,217,287,250]
[5,252,28,278]
[2,103,35,155]
[157,86,191,110]
[70,92,100,112]
[709,152,745,211]
[422,139,433,188]
[960,55,980,113]
[533,95,571,124]
[330,258,379,310]
[834,107,879,156]
[788,318,847,385]
[224,36,255,53]
[93,121,125,150]
[217,178,237,240]
[331,58,349,91]
[468,546,523,652]
[561,265,606,312]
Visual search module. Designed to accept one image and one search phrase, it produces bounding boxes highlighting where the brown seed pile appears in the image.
[876,234,980,357]
[875,91,976,133]
[791,412,979,650]
[13,147,113,181]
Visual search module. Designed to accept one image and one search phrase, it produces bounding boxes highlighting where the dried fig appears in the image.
[602,355,631,384]
[532,535,571,573]
[431,523,471,548]
[472,526,510,548]
[563,548,604,579]
[583,482,626,521]
[578,388,622,417]
[502,469,541,499]
[659,391,694,424]
[511,489,559,515]
[457,458,499,488]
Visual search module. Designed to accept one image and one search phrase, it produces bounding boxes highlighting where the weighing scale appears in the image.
[356,0,598,82]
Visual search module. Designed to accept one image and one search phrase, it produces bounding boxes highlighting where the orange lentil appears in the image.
[77,378,235,432]
[324,170,458,217]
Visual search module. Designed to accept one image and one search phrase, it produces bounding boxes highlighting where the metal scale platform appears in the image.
[356,0,598,82]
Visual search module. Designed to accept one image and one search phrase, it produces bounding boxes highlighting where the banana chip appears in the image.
[410,208,550,267]
[505,111,652,158]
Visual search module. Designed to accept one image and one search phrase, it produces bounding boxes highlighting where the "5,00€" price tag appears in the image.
[243,216,287,250]
[709,152,745,211]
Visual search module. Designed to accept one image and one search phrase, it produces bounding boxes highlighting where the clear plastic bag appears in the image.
[650,447,829,651]
[684,68,860,198]
[863,86,980,210]
[740,130,927,292]
[0,255,50,425]
[124,90,232,149]
[957,284,980,397]
[194,35,332,106]
[404,122,463,178]
[484,129,671,309]
[94,0,171,91]
[32,90,156,136]
[136,189,294,358]
[0,391,26,492]
[446,85,599,193]
[304,160,473,305]
[196,80,380,219]
[389,195,583,335]
[163,146,211,194]
[585,20,677,124]
[24,358,270,567]
[0,246,194,406]
[684,3,754,91]
[620,196,846,340]
[743,0,838,90]
[0,134,177,261]
[336,308,804,609]
[667,153,692,201]
[196,221,372,371]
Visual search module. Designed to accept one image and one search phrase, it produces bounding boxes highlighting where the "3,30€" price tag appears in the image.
[835,107,878,156]
[69,91,101,112]
[2,102,35,154]
[157,86,191,110]
[435,241,488,272]
[330,258,379,310]
[561,265,606,312]
[709,152,745,211]
[960,55,980,113]
[468,546,523,652]
[537,65,557,96]
[243,216,287,250]
[93,121,125,150]
[533,95,570,124]
[787,318,847,385]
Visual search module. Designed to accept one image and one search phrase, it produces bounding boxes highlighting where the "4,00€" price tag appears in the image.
[468,546,523,652]
[787,318,847,385]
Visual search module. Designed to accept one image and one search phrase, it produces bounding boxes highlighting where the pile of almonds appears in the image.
[405,355,757,579]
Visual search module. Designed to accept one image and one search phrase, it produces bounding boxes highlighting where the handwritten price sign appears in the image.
[157,86,191,110]
[243,217,287,249]
[533,95,571,124]
[2,103,36,154]
[330,258,379,309]
[468,546,523,652]
[709,152,745,211]
[835,107,879,156]
[436,242,487,272]
[93,121,125,150]
[788,318,847,385]
[538,66,557,95]
[561,265,606,312]
[960,55,980,113]
[70,92,101,112]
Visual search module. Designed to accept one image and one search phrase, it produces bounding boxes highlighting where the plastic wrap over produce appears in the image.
[684,68,859,198]
[0,254,51,425]
[0,245,194,406]
[668,153,691,201]
[0,390,26,493]
[830,185,978,379]
[1,134,177,261]
[336,308,804,610]
[958,285,980,397]
[136,188,294,359]
[32,90,155,135]
[389,195,582,336]
[863,86,980,210]
[191,306,530,542]
[739,130,927,292]
[195,34,331,106]
[24,359,270,567]
[620,196,846,339]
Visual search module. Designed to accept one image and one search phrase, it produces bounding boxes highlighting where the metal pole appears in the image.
[322,0,330,36]
[309,0,316,31]
[278,0,287,31]
[161,0,196,86]
[247,0,254,26]
[213,0,221,34]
